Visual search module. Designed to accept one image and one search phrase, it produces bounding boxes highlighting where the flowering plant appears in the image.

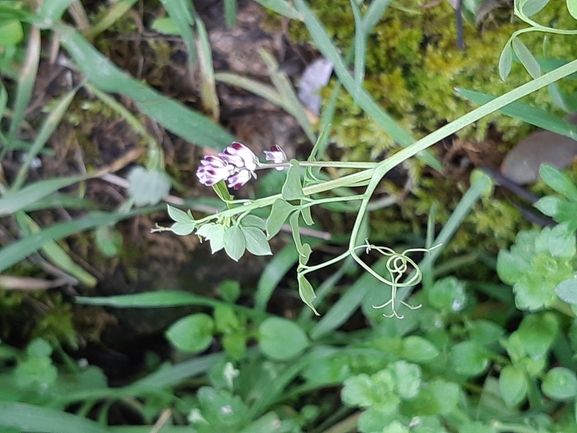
[152,1,577,317]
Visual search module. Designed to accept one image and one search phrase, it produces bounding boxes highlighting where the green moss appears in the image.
[32,295,76,346]
[292,0,577,156]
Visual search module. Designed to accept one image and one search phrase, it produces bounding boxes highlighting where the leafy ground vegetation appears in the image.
[1,0,577,432]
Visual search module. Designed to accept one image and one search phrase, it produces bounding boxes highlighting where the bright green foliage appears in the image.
[542,367,577,400]
[189,387,250,432]
[166,313,215,353]
[13,338,58,390]
[499,365,528,407]
[450,341,490,377]
[535,164,577,230]
[497,223,576,311]
[426,277,468,312]
[342,362,458,433]
[259,317,310,361]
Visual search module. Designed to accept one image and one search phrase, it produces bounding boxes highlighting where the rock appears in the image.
[500,113,577,184]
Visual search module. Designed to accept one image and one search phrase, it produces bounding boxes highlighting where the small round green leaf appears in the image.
[534,196,560,218]
[341,374,374,408]
[214,305,240,333]
[393,360,421,399]
[240,215,266,230]
[498,42,513,81]
[0,19,23,47]
[468,320,504,345]
[512,38,540,79]
[196,387,249,427]
[542,367,577,400]
[569,0,577,20]
[556,278,577,305]
[259,317,310,361]
[427,277,467,312]
[298,274,319,316]
[266,199,296,238]
[404,379,459,415]
[170,221,196,236]
[218,280,241,303]
[281,160,305,200]
[521,0,550,17]
[27,339,52,357]
[166,313,214,353]
[151,17,180,35]
[450,341,489,376]
[167,205,193,223]
[499,365,527,406]
[517,313,559,360]
[127,166,171,206]
[207,224,225,253]
[400,336,439,363]
[224,225,246,261]
[95,225,123,257]
[222,332,246,360]
[240,226,272,256]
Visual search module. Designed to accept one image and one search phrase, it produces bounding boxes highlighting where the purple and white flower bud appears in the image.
[220,142,258,172]
[196,155,234,186]
[196,142,259,189]
[228,169,254,190]
[264,145,287,171]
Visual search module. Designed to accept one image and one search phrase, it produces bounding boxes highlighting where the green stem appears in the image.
[196,59,577,240]
[258,161,380,170]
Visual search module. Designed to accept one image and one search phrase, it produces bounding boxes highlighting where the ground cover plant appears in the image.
[1,0,577,432]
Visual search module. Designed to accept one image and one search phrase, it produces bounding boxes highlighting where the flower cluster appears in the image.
[196,142,287,189]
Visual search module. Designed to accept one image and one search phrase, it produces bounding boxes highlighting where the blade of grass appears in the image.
[350,0,365,102]
[111,428,193,433]
[0,209,150,274]
[84,0,138,38]
[253,0,301,19]
[195,12,220,120]
[11,86,79,191]
[0,82,7,117]
[317,0,391,152]
[56,24,235,150]
[0,182,81,212]
[128,352,226,391]
[0,402,112,433]
[15,211,97,286]
[215,72,286,107]
[259,49,316,143]
[37,0,76,25]
[76,291,220,308]
[247,353,312,418]
[457,87,577,138]
[216,67,315,142]
[293,0,442,171]
[86,83,158,150]
[160,0,197,88]
[22,192,98,212]
[75,291,269,319]
[224,0,237,27]
[254,244,300,311]
[363,0,392,31]
[6,26,39,148]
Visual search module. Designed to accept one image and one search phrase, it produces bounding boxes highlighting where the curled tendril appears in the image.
[358,241,440,319]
